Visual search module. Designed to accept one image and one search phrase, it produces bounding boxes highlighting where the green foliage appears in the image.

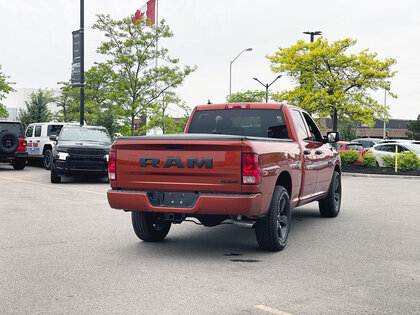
[361,153,376,167]
[0,65,15,118]
[268,38,397,131]
[339,150,361,165]
[18,89,54,129]
[92,14,196,135]
[381,154,396,168]
[398,152,420,170]
[406,114,420,140]
[381,152,420,170]
[146,91,190,134]
[338,121,357,141]
[226,90,267,103]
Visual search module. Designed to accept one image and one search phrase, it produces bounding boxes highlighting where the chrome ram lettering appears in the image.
[140,158,213,169]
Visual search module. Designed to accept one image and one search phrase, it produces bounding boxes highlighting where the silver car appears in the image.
[368,143,420,167]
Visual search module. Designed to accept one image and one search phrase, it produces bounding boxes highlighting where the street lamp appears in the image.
[229,48,252,97]
[303,31,322,42]
[253,75,282,103]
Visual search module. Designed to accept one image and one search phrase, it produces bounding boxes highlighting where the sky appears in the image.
[0,0,419,119]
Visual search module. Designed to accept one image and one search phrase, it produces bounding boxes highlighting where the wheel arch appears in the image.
[275,170,292,197]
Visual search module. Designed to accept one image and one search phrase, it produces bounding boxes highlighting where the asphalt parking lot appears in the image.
[1,165,419,315]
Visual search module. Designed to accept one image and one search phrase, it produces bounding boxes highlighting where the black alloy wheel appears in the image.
[319,171,342,217]
[43,149,52,170]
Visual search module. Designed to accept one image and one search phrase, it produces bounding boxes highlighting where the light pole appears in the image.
[253,75,282,103]
[229,48,252,97]
[303,31,322,42]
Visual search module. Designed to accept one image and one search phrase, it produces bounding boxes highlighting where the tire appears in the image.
[11,157,26,170]
[131,211,171,242]
[318,171,342,218]
[43,149,52,170]
[255,186,291,251]
[50,166,61,183]
[0,132,19,155]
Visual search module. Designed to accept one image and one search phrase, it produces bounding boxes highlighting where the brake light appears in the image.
[108,151,116,181]
[225,104,250,109]
[242,153,261,185]
[16,138,27,152]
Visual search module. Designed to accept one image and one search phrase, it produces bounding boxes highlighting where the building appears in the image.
[1,88,58,121]
[319,118,410,139]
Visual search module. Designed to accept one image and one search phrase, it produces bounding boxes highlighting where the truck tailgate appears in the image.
[115,136,243,194]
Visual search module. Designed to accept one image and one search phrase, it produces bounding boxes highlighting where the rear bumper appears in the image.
[107,190,264,217]
[0,152,28,162]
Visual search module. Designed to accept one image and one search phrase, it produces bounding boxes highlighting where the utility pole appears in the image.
[253,75,282,103]
[79,0,85,126]
[303,31,322,42]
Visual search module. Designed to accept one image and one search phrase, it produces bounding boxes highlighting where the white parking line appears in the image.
[0,176,105,196]
[254,304,293,315]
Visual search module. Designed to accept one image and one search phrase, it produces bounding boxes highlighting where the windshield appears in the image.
[60,127,111,143]
[405,144,420,154]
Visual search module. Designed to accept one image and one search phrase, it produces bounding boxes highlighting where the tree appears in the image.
[338,121,357,141]
[18,89,54,129]
[268,38,397,131]
[226,90,267,103]
[407,114,420,140]
[55,81,80,123]
[146,91,190,134]
[0,65,15,118]
[93,14,196,135]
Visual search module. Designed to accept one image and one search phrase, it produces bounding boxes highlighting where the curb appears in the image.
[342,172,420,180]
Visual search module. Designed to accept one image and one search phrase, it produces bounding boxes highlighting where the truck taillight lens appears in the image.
[242,153,261,185]
[108,151,116,181]
[16,138,27,152]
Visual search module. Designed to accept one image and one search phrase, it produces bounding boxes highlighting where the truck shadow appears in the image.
[126,207,325,259]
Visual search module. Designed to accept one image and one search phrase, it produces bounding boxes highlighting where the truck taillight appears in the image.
[108,151,116,181]
[242,153,261,185]
[16,138,27,152]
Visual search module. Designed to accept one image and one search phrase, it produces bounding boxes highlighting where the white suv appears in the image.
[25,122,79,169]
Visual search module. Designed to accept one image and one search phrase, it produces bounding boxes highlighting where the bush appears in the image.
[399,152,420,170]
[339,150,360,165]
[361,153,376,167]
[380,152,420,170]
[382,154,396,168]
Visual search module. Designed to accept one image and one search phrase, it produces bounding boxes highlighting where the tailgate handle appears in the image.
[165,144,184,150]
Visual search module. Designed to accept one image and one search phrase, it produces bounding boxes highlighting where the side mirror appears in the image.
[327,132,339,143]
[49,135,57,141]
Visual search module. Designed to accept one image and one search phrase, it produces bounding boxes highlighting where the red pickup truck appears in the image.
[107,103,341,251]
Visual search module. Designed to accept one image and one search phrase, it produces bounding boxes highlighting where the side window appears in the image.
[302,112,323,141]
[47,125,64,136]
[336,143,342,149]
[26,126,34,137]
[397,145,408,152]
[34,125,42,137]
[291,110,309,140]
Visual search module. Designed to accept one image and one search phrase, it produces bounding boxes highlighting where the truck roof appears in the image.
[196,103,284,111]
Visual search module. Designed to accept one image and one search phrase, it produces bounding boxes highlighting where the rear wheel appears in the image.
[50,166,61,183]
[43,149,52,170]
[318,171,341,217]
[132,211,171,242]
[11,157,26,170]
[255,186,291,251]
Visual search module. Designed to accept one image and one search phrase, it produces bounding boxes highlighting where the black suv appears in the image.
[50,125,112,183]
[0,121,28,170]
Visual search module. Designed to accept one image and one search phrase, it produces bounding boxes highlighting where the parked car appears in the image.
[50,125,112,183]
[25,122,79,170]
[379,139,420,145]
[351,138,383,150]
[337,141,366,164]
[368,142,420,167]
[0,121,28,170]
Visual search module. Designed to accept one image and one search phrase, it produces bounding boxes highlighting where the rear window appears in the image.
[187,109,289,139]
[347,144,364,150]
[0,122,24,137]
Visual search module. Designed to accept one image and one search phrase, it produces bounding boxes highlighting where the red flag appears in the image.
[133,0,156,25]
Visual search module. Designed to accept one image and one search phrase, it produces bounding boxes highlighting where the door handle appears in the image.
[303,150,311,155]
[315,150,323,155]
